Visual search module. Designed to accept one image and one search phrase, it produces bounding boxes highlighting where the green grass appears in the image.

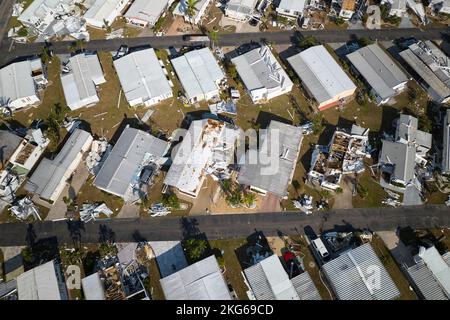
[208,239,250,300]
[371,235,417,300]
[352,170,388,208]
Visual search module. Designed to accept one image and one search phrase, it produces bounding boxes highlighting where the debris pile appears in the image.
[308,125,371,191]
[209,100,237,115]
[9,197,41,221]
[80,203,113,223]
[293,194,314,214]
[86,139,111,175]
[148,203,171,217]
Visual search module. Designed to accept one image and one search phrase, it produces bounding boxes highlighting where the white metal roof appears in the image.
[113,48,172,105]
[287,45,356,104]
[171,48,224,100]
[322,243,400,300]
[277,0,306,12]
[244,254,300,300]
[84,0,124,23]
[61,53,105,110]
[226,0,258,15]
[232,46,293,93]
[124,0,171,25]
[26,129,92,200]
[347,44,408,100]
[81,273,106,300]
[160,255,232,300]
[93,126,169,201]
[17,260,65,300]
[0,59,41,107]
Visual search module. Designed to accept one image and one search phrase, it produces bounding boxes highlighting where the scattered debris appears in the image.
[445,196,450,206]
[298,121,313,135]
[80,203,113,223]
[106,28,124,40]
[9,197,41,221]
[86,138,111,175]
[293,194,314,214]
[209,100,237,115]
[148,203,171,217]
[382,197,402,207]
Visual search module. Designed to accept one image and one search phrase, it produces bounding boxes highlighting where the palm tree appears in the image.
[185,0,199,29]
[184,239,207,261]
[68,38,86,54]
[210,26,219,49]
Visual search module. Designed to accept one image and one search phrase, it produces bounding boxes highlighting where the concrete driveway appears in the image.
[46,162,90,221]
[117,203,140,219]
[377,231,415,267]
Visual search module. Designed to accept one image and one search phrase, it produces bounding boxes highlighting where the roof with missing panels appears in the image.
[396,114,432,149]
[171,48,224,100]
[322,243,400,300]
[160,255,232,300]
[231,46,293,93]
[113,48,172,104]
[347,44,408,100]
[407,247,450,300]
[93,127,168,200]
[287,45,356,104]
[237,121,303,198]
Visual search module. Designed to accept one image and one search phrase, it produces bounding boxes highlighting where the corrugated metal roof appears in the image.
[231,46,293,94]
[17,260,66,300]
[171,48,224,101]
[244,254,302,300]
[408,246,450,299]
[84,0,124,24]
[160,255,232,300]
[26,129,92,200]
[291,271,322,300]
[407,248,450,300]
[237,121,303,198]
[287,45,356,104]
[113,48,172,105]
[93,127,168,201]
[81,273,106,300]
[322,243,400,300]
[347,44,408,100]
[124,0,172,26]
[226,0,258,15]
[0,279,17,298]
[400,45,450,102]
[61,53,105,110]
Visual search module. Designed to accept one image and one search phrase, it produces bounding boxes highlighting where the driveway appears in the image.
[117,203,140,219]
[46,162,90,221]
[333,176,354,209]
[377,231,416,267]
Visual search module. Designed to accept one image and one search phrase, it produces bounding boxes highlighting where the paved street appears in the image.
[0,205,449,246]
[0,0,14,46]
[0,27,449,67]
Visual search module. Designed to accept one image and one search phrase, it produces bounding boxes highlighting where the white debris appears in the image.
[148,203,171,217]
[209,100,237,115]
[382,197,402,207]
[9,197,41,221]
[12,3,24,17]
[80,203,113,222]
[62,117,81,132]
[86,138,111,175]
[298,121,313,135]
[106,28,124,40]
[293,195,313,214]
[445,196,450,206]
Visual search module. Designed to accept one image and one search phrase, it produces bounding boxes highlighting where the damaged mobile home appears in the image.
[308,125,371,190]
[164,119,239,198]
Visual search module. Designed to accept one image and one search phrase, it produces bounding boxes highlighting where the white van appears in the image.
[311,238,330,261]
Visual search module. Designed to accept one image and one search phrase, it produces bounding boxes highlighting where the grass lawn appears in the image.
[87,18,142,40]
[143,258,165,300]
[371,235,417,300]
[208,239,250,300]
[76,176,124,215]
[352,170,388,208]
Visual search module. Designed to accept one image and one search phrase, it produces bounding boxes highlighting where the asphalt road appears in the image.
[0,27,449,67]
[0,0,14,46]
[0,205,449,246]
